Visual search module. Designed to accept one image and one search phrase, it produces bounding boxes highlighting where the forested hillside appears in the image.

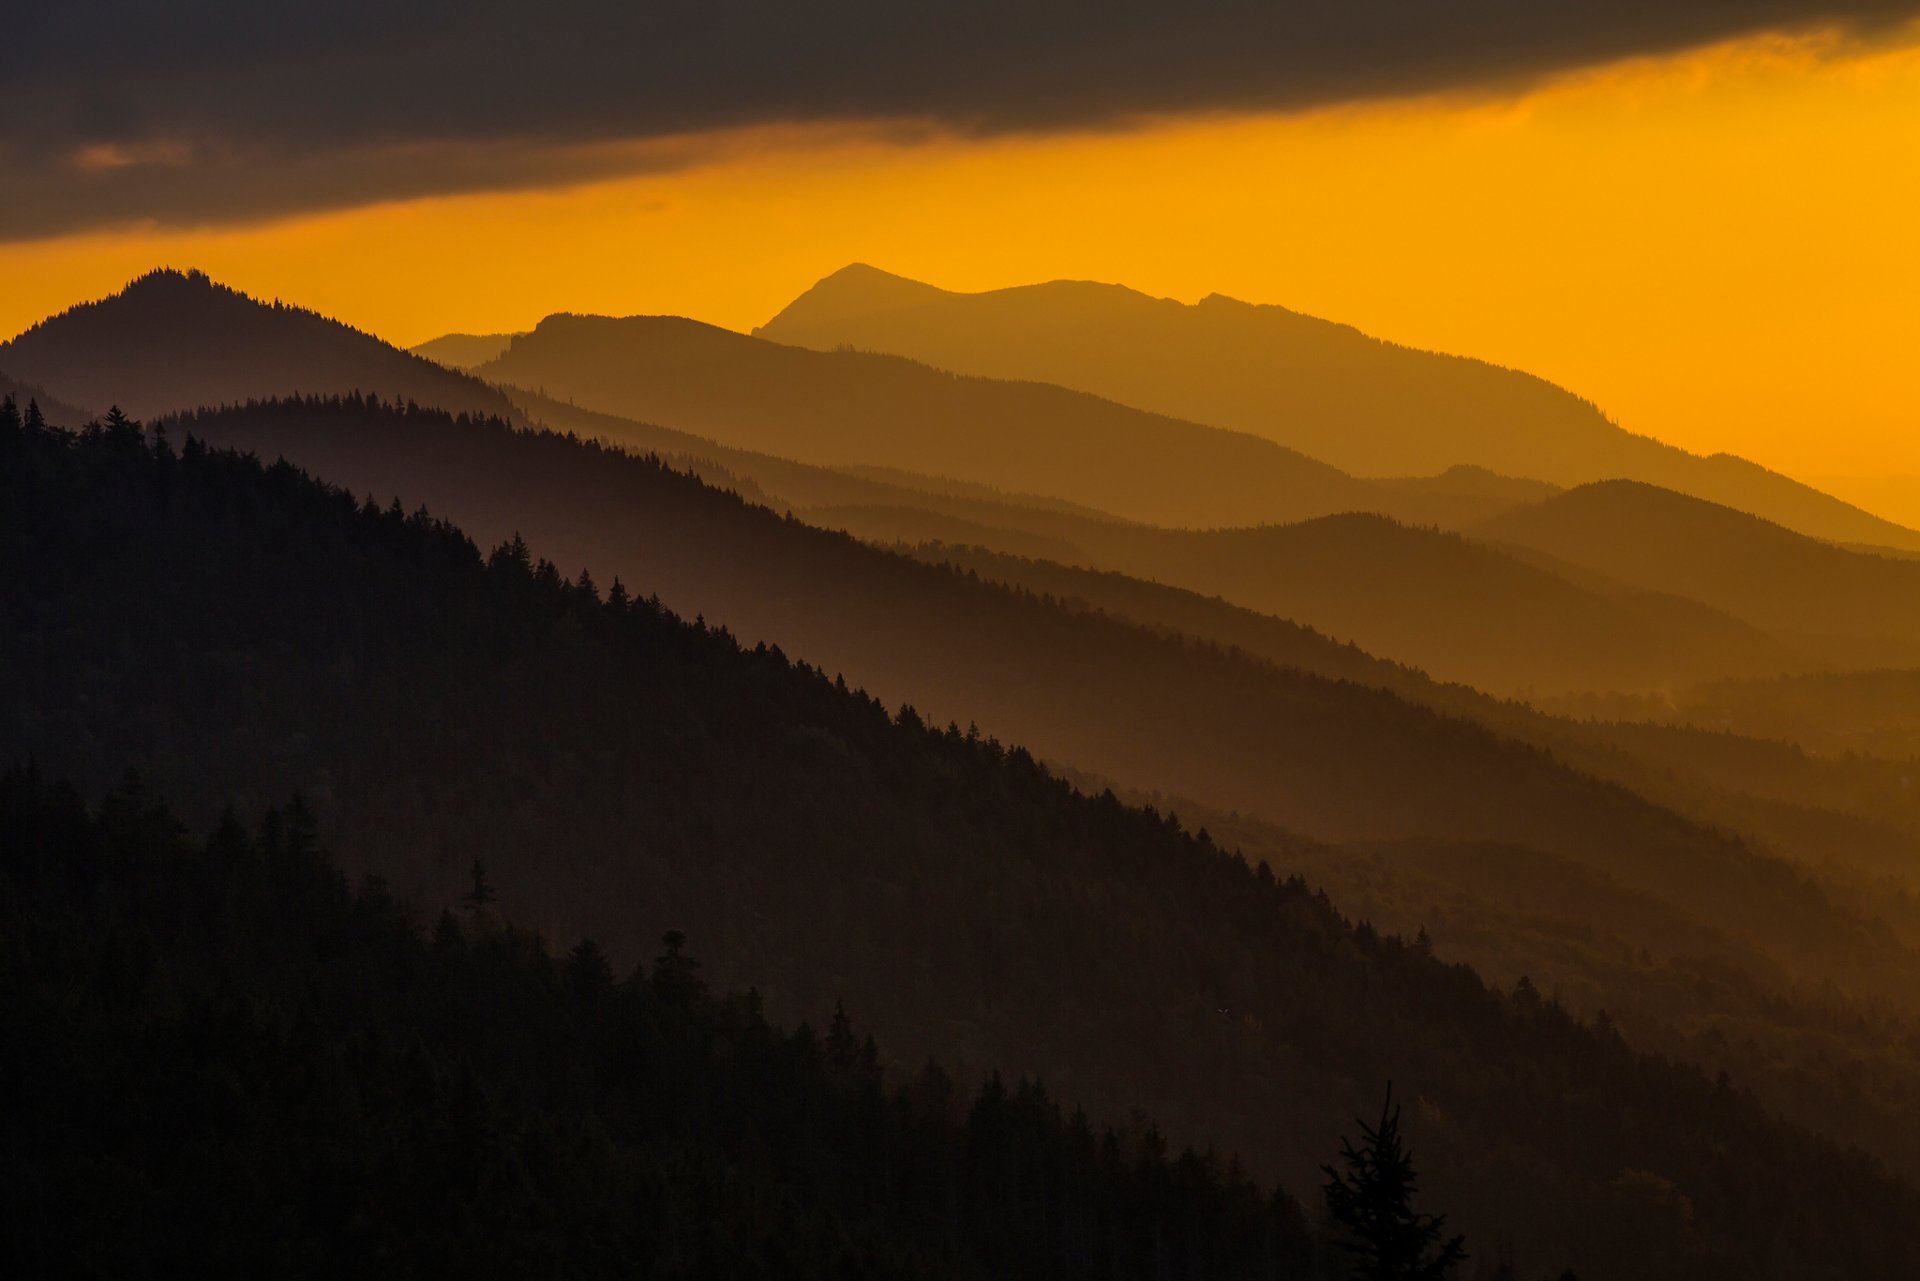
[0,768,1314,1279]
[7,407,1920,1278]
[133,394,1920,1017]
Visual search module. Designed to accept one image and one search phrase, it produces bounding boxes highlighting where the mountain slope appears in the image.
[126,396,1920,1014]
[515,390,1786,695]
[0,269,516,422]
[829,502,1792,695]
[903,542,1920,907]
[1,769,1311,1279]
[7,412,1919,1280]
[1477,480,1920,661]
[472,312,1524,530]
[756,265,1920,550]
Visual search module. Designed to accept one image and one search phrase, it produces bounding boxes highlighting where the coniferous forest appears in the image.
[9,400,1920,1278]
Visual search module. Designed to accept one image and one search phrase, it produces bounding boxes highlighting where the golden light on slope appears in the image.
[2,25,1915,489]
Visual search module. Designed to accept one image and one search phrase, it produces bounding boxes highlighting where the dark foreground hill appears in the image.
[756,265,1920,550]
[132,395,1918,1017]
[0,269,515,422]
[0,769,1312,1280]
[7,411,1920,1278]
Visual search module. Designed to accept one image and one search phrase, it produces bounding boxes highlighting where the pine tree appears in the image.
[653,929,703,1001]
[463,858,497,912]
[1322,1084,1466,1280]
[566,937,614,998]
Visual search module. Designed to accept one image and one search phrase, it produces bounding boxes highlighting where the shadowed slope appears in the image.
[8,411,1920,1281]
[0,270,516,422]
[139,396,1920,1016]
[758,265,1920,550]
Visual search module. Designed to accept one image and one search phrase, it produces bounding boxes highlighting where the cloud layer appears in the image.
[9,0,1917,239]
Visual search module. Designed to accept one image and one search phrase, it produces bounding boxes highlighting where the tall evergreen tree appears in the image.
[1322,1084,1467,1281]
[463,857,497,911]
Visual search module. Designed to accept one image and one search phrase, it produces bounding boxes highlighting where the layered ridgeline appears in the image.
[0,770,1313,1279]
[411,330,521,369]
[0,269,515,423]
[0,369,92,428]
[754,265,1920,551]
[885,540,1920,901]
[510,390,1781,696]
[131,394,1920,1022]
[1547,669,1920,763]
[1477,481,1920,668]
[8,412,1920,1280]
[465,311,1543,530]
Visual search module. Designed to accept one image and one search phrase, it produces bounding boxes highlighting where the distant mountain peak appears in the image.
[757,263,953,336]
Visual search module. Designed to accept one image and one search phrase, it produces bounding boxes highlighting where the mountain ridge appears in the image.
[757,264,1920,550]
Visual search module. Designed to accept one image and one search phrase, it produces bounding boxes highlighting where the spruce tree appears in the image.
[463,858,497,912]
[1322,1084,1467,1280]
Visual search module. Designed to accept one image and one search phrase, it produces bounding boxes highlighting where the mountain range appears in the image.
[754,264,1920,550]
[12,264,1920,1276]
[10,409,1920,1280]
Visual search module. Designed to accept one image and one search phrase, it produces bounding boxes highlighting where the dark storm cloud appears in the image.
[6,0,1917,239]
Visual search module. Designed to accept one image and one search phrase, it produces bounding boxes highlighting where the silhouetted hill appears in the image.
[8,411,1919,1280]
[1477,480,1920,663]
[0,269,516,422]
[119,397,1918,1012]
[758,265,1920,550]
[475,313,1531,530]
[513,390,1789,694]
[812,501,1793,695]
[898,537,1920,895]
[508,386,1138,537]
[411,330,521,368]
[2,769,1311,1279]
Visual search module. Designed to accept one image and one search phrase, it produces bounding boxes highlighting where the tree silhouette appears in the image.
[653,928,703,1002]
[1322,1084,1467,1280]
[463,857,497,912]
[566,937,614,999]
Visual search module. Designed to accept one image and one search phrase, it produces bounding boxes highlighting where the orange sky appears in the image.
[2,25,1916,487]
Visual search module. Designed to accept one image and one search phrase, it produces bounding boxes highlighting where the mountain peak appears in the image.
[0,268,513,422]
[755,263,950,336]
